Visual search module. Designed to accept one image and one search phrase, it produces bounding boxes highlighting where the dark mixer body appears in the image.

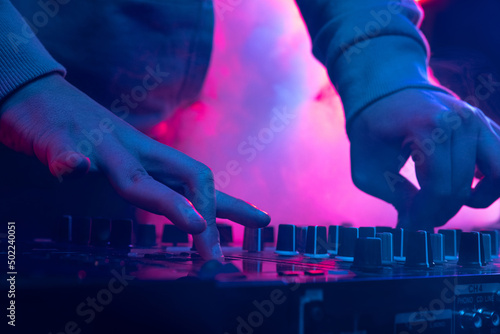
[2,218,500,334]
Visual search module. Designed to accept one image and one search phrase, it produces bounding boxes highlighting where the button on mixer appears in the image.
[136,224,156,247]
[216,224,233,246]
[438,229,459,260]
[275,224,298,256]
[72,216,91,246]
[336,227,359,262]
[478,309,500,328]
[90,218,111,247]
[459,310,482,329]
[162,224,189,246]
[405,231,431,268]
[243,227,263,252]
[376,232,393,265]
[458,232,483,267]
[351,237,383,272]
[430,233,445,265]
[304,226,329,258]
[359,227,375,238]
[481,233,492,265]
[481,230,499,258]
[327,225,340,255]
[110,219,132,248]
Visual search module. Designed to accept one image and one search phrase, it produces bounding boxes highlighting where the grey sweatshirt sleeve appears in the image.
[295,0,453,128]
[0,0,65,102]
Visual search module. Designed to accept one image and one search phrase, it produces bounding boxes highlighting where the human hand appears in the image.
[347,88,500,231]
[0,73,270,258]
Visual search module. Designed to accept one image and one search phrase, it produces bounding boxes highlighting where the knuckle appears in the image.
[191,163,214,184]
[128,167,151,184]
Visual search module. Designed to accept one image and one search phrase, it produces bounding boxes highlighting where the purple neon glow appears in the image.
[139,0,499,244]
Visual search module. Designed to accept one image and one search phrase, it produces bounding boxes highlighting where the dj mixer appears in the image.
[2,217,500,334]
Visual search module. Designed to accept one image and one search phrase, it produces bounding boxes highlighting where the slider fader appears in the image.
[2,217,500,334]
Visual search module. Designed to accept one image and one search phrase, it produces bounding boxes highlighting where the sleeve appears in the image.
[295,0,453,129]
[0,0,65,102]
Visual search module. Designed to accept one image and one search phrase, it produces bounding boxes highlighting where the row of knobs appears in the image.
[58,216,132,248]
[249,224,499,271]
[59,216,265,249]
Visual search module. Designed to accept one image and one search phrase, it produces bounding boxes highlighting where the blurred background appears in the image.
[138,0,500,244]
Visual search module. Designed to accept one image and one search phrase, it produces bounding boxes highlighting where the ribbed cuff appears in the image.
[303,0,454,128]
[326,35,452,128]
[0,0,66,102]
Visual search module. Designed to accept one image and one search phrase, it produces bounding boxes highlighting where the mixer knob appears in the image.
[430,233,445,265]
[455,229,463,250]
[459,310,482,329]
[262,226,275,245]
[336,227,359,262]
[359,227,376,238]
[327,225,340,255]
[57,215,72,243]
[392,228,406,261]
[110,219,132,248]
[72,216,91,245]
[478,309,500,327]
[481,230,499,258]
[295,226,308,253]
[405,231,431,268]
[438,229,459,260]
[90,218,111,246]
[351,237,383,272]
[216,223,233,246]
[481,233,492,265]
[275,224,298,255]
[376,232,393,265]
[458,232,484,267]
[136,224,156,247]
[243,227,263,252]
[162,224,189,246]
[304,226,329,258]
[375,226,393,234]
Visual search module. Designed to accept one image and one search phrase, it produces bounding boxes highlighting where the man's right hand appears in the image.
[348,88,500,231]
[0,73,270,259]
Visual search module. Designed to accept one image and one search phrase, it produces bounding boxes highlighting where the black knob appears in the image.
[481,233,492,265]
[478,309,500,327]
[351,237,383,272]
[359,227,376,238]
[110,219,132,248]
[216,223,233,246]
[459,310,482,329]
[57,215,72,243]
[72,216,91,245]
[136,224,156,247]
[243,227,263,252]
[90,218,111,246]
[327,225,340,255]
[262,226,275,245]
[376,232,393,265]
[392,228,406,261]
[458,232,484,267]
[162,224,189,246]
[275,224,298,255]
[438,229,459,260]
[375,226,393,234]
[295,226,308,253]
[336,227,359,261]
[481,230,499,257]
[405,231,432,268]
[304,226,328,258]
[430,233,445,265]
